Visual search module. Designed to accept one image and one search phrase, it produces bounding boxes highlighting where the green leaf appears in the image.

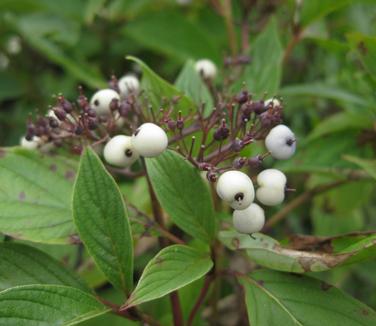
[243,17,283,97]
[307,112,374,141]
[124,10,220,63]
[84,0,106,25]
[344,155,376,180]
[219,231,376,273]
[127,56,196,114]
[0,72,25,101]
[146,150,216,243]
[300,0,351,27]
[0,148,76,244]
[0,284,109,325]
[73,148,133,292]
[240,270,376,326]
[6,13,105,88]
[275,131,373,175]
[280,83,371,107]
[347,33,376,80]
[0,243,87,291]
[175,60,213,116]
[124,245,212,308]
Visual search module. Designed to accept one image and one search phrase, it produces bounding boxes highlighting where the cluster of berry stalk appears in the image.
[21,58,296,235]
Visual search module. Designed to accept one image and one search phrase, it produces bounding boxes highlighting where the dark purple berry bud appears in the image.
[75,125,84,135]
[231,139,244,152]
[87,108,97,118]
[252,100,266,114]
[248,155,263,168]
[233,157,246,169]
[48,117,59,128]
[177,111,184,130]
[235,91,249,104]
[53,108,67,121]
[119,102,131,117]
[87,119,97,130]
[214,119,229,141]
[206,170,218,182]
[58,96,73,113]
[110,98,119,111]
[167,120,177,131]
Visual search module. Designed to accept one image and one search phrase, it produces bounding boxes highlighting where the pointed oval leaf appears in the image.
[240,270,376,326]
[175,60,213,116]
[0,148,77,244]
[127,56,195,114]
[0,243,87,291]
[73,148,133,292]
[0,284,109,326]
[125,245,212,308]
[146,150,216,243]
[243,17,283,97]
[219,231,376,273]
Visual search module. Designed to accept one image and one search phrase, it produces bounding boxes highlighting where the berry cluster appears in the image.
[20,57,296,237]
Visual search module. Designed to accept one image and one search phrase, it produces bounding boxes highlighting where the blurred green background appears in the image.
[0,0,375,324]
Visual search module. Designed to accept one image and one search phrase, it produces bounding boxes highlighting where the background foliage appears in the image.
[0,0,375,325]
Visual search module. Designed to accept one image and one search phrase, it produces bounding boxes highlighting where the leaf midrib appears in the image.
[242,276,304,326]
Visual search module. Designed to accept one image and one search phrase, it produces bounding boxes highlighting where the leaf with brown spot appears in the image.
[0,147,78,244]
[219,230,376,273]
[240,270,376,326]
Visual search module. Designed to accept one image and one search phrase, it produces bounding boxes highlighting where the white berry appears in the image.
[103,135,139,167]
[233,203,265,234]
[256,169,286,206]
[195,59,217,79]
[20,136,40,150]
[256,186,285,206]
[265,124,296,160]
[118,75,140,97]
[90,89,120,116]
[257,169,286,189]
[131,123,168,157]
[216,170,254,210]
[264,98,281,108]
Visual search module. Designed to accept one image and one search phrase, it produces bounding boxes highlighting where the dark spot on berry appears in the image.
[94,99,99,106]
[234,192,244,202]
[49,164,57,172]
[134,128,140,136]
[125,149,133,157]
[286,138,295,146]
[18,192,26,201]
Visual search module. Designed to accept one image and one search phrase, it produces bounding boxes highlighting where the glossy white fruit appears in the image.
[216,170,254,210]
[256,186,285,206]
[257,169,286,189]
[118,75,140,97]
[194,59,217,79]
[103,135,139,167]
[264,98,281,108]
[233,203,265,234]
[131,123,168,157]
[90,89,120,115]
[20,136,40,150]
[256,169,286,206]
[265,124,296,160]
